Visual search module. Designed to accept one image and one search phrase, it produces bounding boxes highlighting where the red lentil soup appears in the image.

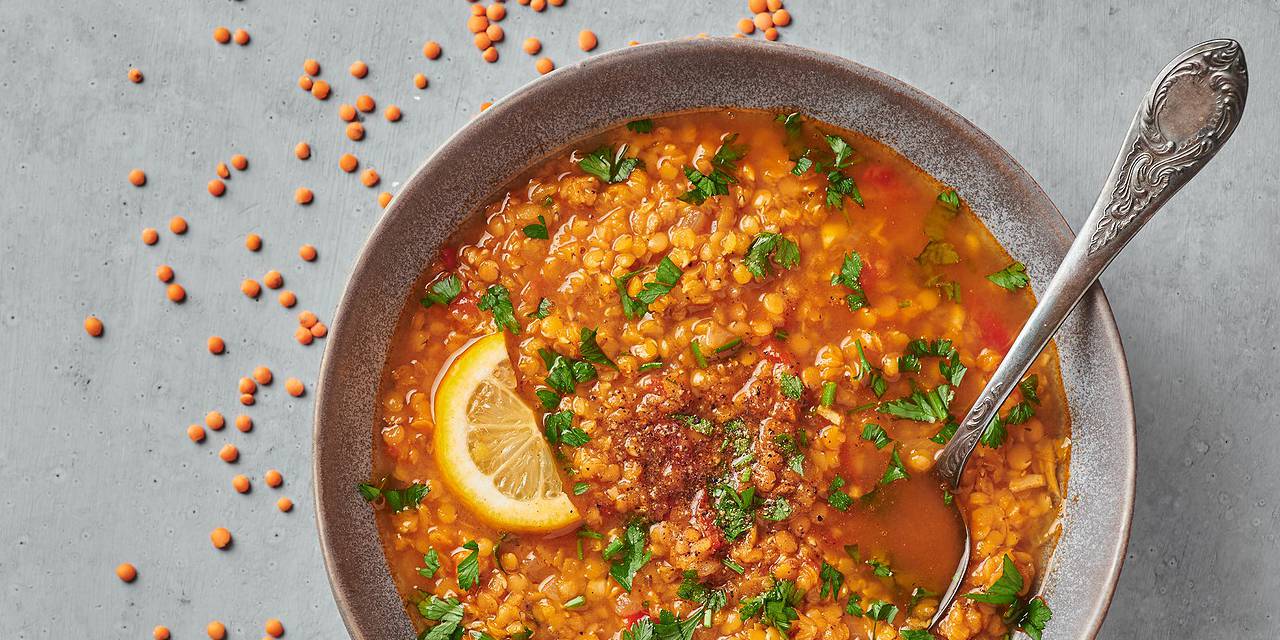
[364,110,1070,640]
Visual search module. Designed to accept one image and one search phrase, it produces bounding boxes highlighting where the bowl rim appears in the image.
[314,36,1135,640]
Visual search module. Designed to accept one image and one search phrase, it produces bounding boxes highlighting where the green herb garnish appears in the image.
[417,548,441,579]
[860,423,891,449]
[543,410,589,447]
[604,520,652,591]
[578,327,618,369]
[627,118,654,133]
[988,261,1030,290]
[830,250,868,311]
[743,232,800,279]
[357,481,429,512]
[419,274,462,308]
[522,215,550,239]
[457,540,480,590]
[615,256,683,319]
[478,284,520,334]
[579,144,643,183]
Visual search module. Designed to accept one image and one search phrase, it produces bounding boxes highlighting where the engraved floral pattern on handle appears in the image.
[1088,40,1248,254]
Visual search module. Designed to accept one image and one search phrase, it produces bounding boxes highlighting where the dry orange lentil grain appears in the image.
[205,411,225,430]
[294,142,311,160]
[384,105,402,122]
[311,79,331,100]
[295,187,314,204]
[413,73,428,89]
[187,424,206,442]
[297,75,314,91]
[522,37,542,55]
[473,32,492,51]
[299,244,318,261]
[207,620,227,639]
[153,626,170,640]
[482,46,499,63]
[235,414,252,432]
[485,24,504,43]
[245,233,262,251]
[207,335,225,355]
[764,27,779,40]
[253,366,273,385]
[422,41,442,59]
[239,392,254,406]
[115,562,137,583]
[298,310,318,328]
[303,58,320,75]
[169,215,188,235]
[767,0,783,10]
[355,94,375,112]
[470,4,485,16]
[263,270,283,289]
[128,169,146,186]
[467,15,488,33]
[208,179,226,197]
[535,58,554,74]
[142,228,159,245]
[265,619,285,637]
[753,12,774,30]
[238,377,257,395]
[156,265,174,283]
[232,475,250,493]
[242,278,261,298]
[213,27,231,44]
[294,326,314,345]
[349,60,368,78]
[285,377,305,397]
[486,3,506,20]
[338,154,358,172]
[310,322,328,338]
[346,122,364,141]
[361,169,380,187]
[378,191,392,208]
[578,30,598,51]
[338,103,357,122]
[531,0,546,10]
[166,283,186,303]
[265,469,283,487]
[737,18,756,34]
[549,0,564,5]
[277,497,294,512]
[233,28,249,45]
[128,68,143,83]
[84,315,104,337]
[278,290,297,308]
[748,0,767,12]
[772,8,791,25]
[219,443,238,463]
[230,154,248,171]
[215,162,230,179]
[480,101,492,111]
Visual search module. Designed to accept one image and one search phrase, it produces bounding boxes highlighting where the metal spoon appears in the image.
[929,39,1248,629]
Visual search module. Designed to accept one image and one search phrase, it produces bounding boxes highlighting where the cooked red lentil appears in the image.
[365,110,1068,640]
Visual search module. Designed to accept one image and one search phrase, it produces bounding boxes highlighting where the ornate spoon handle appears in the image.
[935,39,1248,487]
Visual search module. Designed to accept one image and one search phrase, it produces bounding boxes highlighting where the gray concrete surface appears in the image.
[1,1,1277,638]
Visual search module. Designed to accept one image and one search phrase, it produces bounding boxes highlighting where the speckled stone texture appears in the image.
[1,2,1277,639]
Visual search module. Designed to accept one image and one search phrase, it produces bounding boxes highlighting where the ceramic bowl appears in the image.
[314,37,1135,640]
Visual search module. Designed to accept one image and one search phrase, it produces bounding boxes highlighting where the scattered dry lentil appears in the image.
[205,411,225,431]
[309,322,328,338]
[482,46,499,63]
[346,121,364,140]
[142,228,159,245]
[215,162,230,179]
[156,265,174,283]
[467,15,488,33]
[242,279,261,298]
[764,26,779,40]
[278,290,297,308]
[535,57,554,74]
[422,41,442,59]
[232,28,250,45]
[232,474,251,493]
[486,24,504,43]
[166,283,186,303]
[294,187,314,204]
[474,32,492,51]
[128,169,146,186]
[303,58,320,75]
[153,626,170,640]
[737,17,755,33]
[207,335,225,355]
[413,73,428,89]
[84,315,104,337]
[245,233,262,251]
[311,79,331,100]
[264,469,283,488]
[168,215,187,235]
[187,424,206,442]
[297,75,314,91]
[378,191,392,208]
[384,105,402,122]
[218,443,238,463]
[238,377,257,395]
[238,392,254,406]
[355,94,375,112]
[284,377,305,397]
[294,326,314,345]
[522,37,542,55]
[361,168,380,187]
[299,244,318,261]
[298,310,318,328]
[578,29,598,51]
[207,620,227,639]
[339,153,358,172]
[349,60,368,78]
[235,414,252,432]
[230,154,248,171]
[128,68,143,83]
[213,27,231,44]
[265,619,285,638]
[253,366,273,385]
[115,562,137,583]
[294,142,311,160]
[338,103,357,122]
[207,179,226,197]
[263,270,283,289]
[773,8,792,25]
[276,497,293,512]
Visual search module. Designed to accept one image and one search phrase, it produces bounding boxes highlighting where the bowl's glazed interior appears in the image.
[314,37,1135,640]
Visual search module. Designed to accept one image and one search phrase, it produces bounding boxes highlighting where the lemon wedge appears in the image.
[432,333,580,533]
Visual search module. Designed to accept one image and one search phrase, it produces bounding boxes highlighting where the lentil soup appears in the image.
[363,110,1069,640]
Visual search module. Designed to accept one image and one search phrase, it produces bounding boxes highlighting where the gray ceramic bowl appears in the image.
[314,38,1135,640]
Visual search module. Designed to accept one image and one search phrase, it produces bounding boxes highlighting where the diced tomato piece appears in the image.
[621,610,651,627]
[859,259,879,294]
[857,163,898,191]
[439,244,458,270]
[975,309,1014,354]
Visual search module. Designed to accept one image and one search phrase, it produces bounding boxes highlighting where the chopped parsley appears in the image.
[743,232,800,279]
[603,520,652,591]
[539,347,597,396]
[522,215,550,239]
[929,418,959,445]
[865,600,899,640]
[860,423,891,449]
[878,447,909,485]
[739,579,802,633]
[773,432,806,475]
[672,413,715,436]
[845,594,864,616]
[823,135,864,209]
[457,540,480,590]
[579,144,643,183]
[714,337,743,354]
[819,561,844,600]
[654,607,704,640]
[678,570,728,627]
[790,150,814,175]
[827,475,854,511]
[937,189,961,211]
[820,381,837,406]
[417,595,464,640]
[679,134,747,204]
[578,327,618,369]
[854,341,888,398]
[543,410,589,447]
[982,375,1040,449]
[899,630,933,640]
[535,388,561,410]
[419,274,463,308]
[417,548,441,579]
[908,586,937,611]
[830,250,868,311]
[760,496,792,521]
[722,557,746,574]
[357,481,429,513]
[615,255,683,319]
[775,112,803,134]
[879,382,954,423]
[563,595,586,609]
[963,554,1052,638]
[916,240,961,266]
[573,481,589,495]
[711,482,757,540]
[988,261,1030,290]
[626,118,654,133]
[527,297,553,319]
[778,372,804,400]
[478,284,520,334]
[865,558,894,577]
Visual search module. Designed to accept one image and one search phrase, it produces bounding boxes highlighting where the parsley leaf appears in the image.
[878,447,909,485]
[543,410,589,447]
[879,382,954,423]
[965,554,1024,604]
[790,150,813,175]
[672,413,715,436]
[578,327,617,369]
[937,189,961,211]
[604,520,652,591]
[1017,597,1053,640]
[358,481,430,512]
[987,262,1030,290]
[845,594,864,616]
[627,118,654,133]
[711,483,757,540]
[678,570,728,627]
[418,595,464,640]
[916,240,961,266]
[579,144,643,183]
[478,284,520,334]
[825,134,856,168]
[522,215,550,239]
[739,579,802,633]
[900,629,934,640]
[615,256,683,319]
[457,540,480,590]
[819,561,844,600]
[418,548,441,579]
[527,297,553,319]
[743,232,800,279]
[825,169,864,209]
[866,558,894,577]
[854,341,888,398]
[929,419,959,445]
[760,496,792,521]
[573,481,589,495]
[654,607,703,640]
[678,134,746,204]
[861,423,891,449]
[420,274,463,308]
[563,595,586,609]
[773,432,806,475]
[830,250,868,311]
[539,347,597,396]
[622,618,655,640]
[827,475,854,511]
[775,112,803,134]
[778,372,804,400]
